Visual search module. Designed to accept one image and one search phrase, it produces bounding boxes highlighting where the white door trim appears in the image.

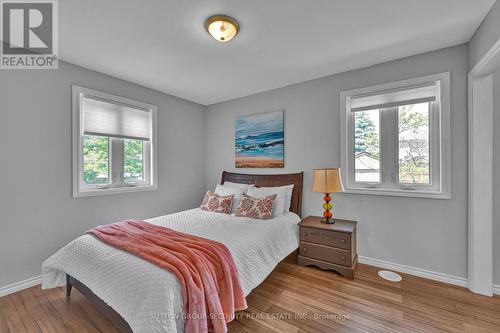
[468,74,493,296]
[467,37,500,296]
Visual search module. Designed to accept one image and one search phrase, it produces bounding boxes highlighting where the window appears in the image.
[354,109,380,183]
[340,73,451,199]
[397,102,430,185]
[83,135,110,185]
[124,139,145,183]
[72,86,157,197]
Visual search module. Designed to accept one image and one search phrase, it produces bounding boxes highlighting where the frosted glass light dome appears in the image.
[205,15,239,42]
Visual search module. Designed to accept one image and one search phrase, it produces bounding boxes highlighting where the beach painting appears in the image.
[235,110,284,168]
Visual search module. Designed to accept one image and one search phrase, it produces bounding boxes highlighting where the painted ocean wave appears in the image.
[236,131,284,159]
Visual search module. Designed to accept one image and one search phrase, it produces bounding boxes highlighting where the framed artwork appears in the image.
[235,109,284,168]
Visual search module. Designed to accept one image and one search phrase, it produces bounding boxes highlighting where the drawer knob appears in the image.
[340,256,346,260]
[340,239,346,243]
[304,232,308,236]
[302,247,307,252]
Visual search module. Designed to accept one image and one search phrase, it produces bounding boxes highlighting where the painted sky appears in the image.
[236,110,283,138]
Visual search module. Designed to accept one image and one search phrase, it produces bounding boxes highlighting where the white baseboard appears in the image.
[0,275,42,298]
[494,284,500,296]
[358,256,468,288]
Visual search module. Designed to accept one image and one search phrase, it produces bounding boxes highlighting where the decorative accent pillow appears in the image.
[235,193,277,220]
[215,184,246,213]
[247,185,291,217]
[200,191,234,214]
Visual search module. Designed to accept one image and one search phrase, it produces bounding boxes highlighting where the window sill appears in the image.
[342,187,451,200]
[73,184,157,198]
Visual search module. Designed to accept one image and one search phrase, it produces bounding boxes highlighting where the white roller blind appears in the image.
[350,83,437,112]
[83,96,151,140]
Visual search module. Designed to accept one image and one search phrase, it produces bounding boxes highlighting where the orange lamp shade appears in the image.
[311,168,343,194]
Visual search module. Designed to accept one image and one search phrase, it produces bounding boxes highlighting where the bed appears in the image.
[42,171,303,333]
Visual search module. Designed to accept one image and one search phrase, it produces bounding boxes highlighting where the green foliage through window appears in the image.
[83,135,109,184]
[354,111,380,158]
[124,139,144,182]
[354,110,380,182]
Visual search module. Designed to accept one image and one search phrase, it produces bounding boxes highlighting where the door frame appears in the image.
[468,37,500,296]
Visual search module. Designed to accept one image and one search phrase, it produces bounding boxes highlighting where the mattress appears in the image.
[42,208,300,333]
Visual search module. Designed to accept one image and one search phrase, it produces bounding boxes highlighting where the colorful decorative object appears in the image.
[311,168,343,224]
[235,110,284,168]
[200,191,234,214]
[235,193,277,220]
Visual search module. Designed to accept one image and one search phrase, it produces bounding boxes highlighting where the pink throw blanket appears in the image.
[87,220,247,333]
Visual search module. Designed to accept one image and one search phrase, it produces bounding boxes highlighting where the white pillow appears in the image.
[215,184,245,213]
[247,186,289,217]
[222,181,255,191]
[281,184,294,212]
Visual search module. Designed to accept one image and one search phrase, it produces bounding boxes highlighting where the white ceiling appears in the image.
[60,0,495,105]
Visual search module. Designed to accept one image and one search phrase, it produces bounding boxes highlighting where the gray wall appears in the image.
[494,69,500,285]
[469,0,500,69]
[205,45,469,279]
[0,61,206,287]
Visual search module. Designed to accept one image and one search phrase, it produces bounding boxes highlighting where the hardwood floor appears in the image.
[1,263,499,333]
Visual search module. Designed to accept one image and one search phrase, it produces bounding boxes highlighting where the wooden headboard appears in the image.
[221,171,304,216]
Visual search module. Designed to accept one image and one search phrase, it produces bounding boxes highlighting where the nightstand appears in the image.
[297,216,357,278]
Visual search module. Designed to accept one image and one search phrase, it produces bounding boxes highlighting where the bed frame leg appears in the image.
[66,274,72,298]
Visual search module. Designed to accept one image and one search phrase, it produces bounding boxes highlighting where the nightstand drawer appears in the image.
[300,226,351,250]
[299,241,351,266]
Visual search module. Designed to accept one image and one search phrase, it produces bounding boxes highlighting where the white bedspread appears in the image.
[42,208,300,333]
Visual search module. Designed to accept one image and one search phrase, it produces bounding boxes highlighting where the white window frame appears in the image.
[72,86,158,197]
[340,73,451,199]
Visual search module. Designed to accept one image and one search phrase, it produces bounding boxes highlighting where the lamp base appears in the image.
[322,193,334,224]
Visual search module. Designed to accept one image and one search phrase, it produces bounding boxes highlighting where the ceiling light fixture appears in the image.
[205,15,239,42]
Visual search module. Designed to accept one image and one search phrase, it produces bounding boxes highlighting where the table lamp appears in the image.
[311,168,344,224]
